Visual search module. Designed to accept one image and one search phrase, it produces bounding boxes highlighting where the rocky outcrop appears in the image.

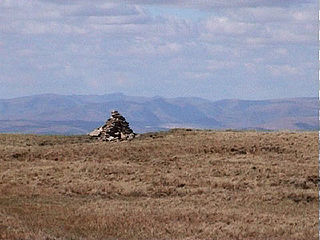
[89,110,135,141]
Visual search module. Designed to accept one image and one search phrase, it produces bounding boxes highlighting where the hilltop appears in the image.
[0,129,318,239]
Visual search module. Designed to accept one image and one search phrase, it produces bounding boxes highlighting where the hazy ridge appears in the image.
[0,93,317,134]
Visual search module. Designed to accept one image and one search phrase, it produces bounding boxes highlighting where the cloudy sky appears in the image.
[0,0,317,100]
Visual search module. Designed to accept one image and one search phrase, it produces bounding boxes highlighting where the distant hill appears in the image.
[0,93,318,134]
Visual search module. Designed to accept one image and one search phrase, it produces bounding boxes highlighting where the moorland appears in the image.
[0,129,318,239]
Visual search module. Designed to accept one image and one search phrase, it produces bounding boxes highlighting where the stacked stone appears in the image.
[89,110,135,141]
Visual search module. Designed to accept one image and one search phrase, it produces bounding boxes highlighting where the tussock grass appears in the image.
[0,129,318,239]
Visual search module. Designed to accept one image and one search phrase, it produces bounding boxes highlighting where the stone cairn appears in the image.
[89,110,135,141]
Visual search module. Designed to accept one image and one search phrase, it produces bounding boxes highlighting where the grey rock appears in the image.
[88,110,136,141]
[88,127,102,137]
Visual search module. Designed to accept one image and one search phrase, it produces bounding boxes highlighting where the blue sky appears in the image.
[0,0,317,100]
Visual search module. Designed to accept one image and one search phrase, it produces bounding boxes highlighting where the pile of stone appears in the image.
[89,110,135,141]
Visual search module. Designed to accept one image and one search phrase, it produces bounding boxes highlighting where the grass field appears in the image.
[0,129,318,240]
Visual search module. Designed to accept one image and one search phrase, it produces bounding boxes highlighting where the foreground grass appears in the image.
[0,129,318,240]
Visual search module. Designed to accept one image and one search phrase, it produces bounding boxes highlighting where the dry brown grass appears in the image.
[0,129,318,240]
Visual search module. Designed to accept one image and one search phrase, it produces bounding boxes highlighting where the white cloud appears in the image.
[266,64,300,76]
[184,71,211,80]
[134,42,182,56]
[70,3,142,17]
[118,0,312,9]
[200,4,316,46]
[206,60,237,71]
[20,21,87,35]
[204,16,257,36]
[0,0,317,99]
[225,5,315,23]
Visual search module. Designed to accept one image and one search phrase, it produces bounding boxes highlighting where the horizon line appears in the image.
[0,92,317,102]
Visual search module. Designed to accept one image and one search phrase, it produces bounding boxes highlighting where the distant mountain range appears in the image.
[0,93,318,134]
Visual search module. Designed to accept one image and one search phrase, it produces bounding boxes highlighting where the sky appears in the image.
[0,0,318,101]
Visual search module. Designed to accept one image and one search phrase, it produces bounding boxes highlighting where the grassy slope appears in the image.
[0,129,318,240]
